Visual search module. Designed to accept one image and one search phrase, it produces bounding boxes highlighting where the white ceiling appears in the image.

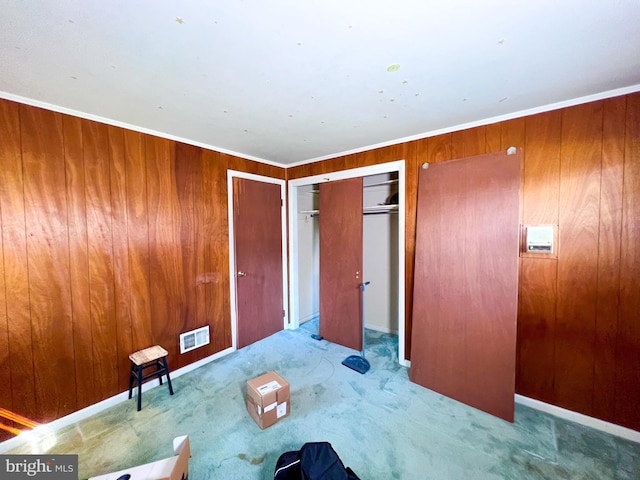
[1,1,639,167]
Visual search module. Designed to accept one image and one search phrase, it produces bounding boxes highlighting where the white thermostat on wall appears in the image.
[526,225,554,253]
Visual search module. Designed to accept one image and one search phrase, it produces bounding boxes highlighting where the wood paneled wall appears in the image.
[287,92,640,431]
[1,93,638,434]
[0,99,284,436]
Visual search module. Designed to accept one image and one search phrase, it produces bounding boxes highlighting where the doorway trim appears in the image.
[227,170,288,350]
[287,160,407,366]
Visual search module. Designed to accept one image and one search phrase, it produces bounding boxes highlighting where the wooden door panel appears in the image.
[319,178,363,351]
[234,178,283,348]
[410,150,521,422]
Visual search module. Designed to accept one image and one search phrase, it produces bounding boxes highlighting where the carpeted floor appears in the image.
[3,319,639,479]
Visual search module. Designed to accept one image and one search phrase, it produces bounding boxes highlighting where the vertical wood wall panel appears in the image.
[0,194,9,435]
[83,120,118,401]
[146,136,183,360]
[0,101,23,424]
[616,93,640,429]
[500,118,526,151]
[21,107,76,420]
[174,143,199,366]
[108,126,134,390]
[124,130,153,351]
[192,147,208,361]
[203,150,232,353]
[2,103,36,421]
[485,123,502,152]
[555,102,603,414]
[516,111,561,400]
[462,126,486,157]
[63,116,94,408]
[593,97,626,421]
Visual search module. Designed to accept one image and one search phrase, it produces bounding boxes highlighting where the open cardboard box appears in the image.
[88,435,190,480]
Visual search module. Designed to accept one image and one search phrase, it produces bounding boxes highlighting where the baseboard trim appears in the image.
[364,323,399,336]
[299,313,319,324]
[515,394,640,443]
[0,346,235,453]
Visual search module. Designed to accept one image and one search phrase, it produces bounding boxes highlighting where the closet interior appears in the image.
[296,172,400,336]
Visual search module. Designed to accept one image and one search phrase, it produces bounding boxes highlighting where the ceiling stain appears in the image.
[176,17,185,25]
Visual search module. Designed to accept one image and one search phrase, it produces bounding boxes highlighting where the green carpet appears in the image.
[4,320,639,479]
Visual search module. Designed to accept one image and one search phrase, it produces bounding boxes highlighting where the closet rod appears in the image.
[300,206,399,218]
[305,211,398,218]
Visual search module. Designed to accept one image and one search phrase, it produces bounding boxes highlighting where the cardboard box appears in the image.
[246,371,290,429]
[88,435,190,480]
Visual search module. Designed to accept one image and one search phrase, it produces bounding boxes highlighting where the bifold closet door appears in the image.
[319,177,363,351]
[233,177,283,348]
[409,150,521,422]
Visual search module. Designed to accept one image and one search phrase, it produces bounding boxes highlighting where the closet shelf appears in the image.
[299,204,398,216]
[308,179,398,194]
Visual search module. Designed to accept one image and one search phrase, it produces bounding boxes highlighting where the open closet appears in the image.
[289,163,404,363]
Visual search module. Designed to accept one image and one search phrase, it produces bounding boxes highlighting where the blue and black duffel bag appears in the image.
[274,442,361,480]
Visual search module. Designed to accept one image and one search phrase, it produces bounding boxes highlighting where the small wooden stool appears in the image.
[128,345,174,411]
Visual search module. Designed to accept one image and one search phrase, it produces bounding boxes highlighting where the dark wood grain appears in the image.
[485,123,502,153]
[21,106,76,421]
[517,258,558,401]
[462,125,487,157]
[555,102,603,415]
[83,120,119,401]
[0,100,22,422]
[124,130,153,352]
[108,125,134,390]
[501,118,526,152]
[63,115,94,408]
[593,96,625,421]
[202,150,232,353]
[2,102,37,422]
[190,145,208,362]
[174,142,199,366]
[516,111,561,400]
[146,136,181,361]
[616,93,640,430]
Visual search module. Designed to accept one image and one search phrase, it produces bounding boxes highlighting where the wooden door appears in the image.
[409,150,521,422]
[319,177,363,351]
[233,178,284,348]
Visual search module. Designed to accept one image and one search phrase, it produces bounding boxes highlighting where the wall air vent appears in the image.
[179,325,210,354]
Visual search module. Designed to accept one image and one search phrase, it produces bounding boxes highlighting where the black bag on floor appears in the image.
[274,442,361,480]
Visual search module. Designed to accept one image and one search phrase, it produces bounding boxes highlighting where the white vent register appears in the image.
[179,325,210,354]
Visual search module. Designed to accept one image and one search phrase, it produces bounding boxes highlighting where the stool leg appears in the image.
[128,361,135,399]
[136,364,143,411]
[156,360,163,385]
[162,357,174,395]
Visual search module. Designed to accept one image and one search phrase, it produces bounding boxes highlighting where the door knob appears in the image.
[237,271,246,277]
